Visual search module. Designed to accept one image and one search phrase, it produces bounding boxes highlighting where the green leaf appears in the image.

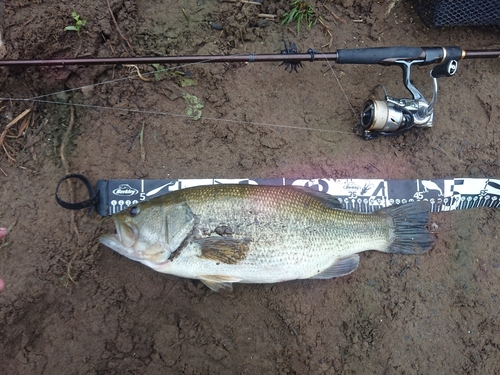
[64,25,79,32]
[179,77,198,87]
[182,93,203,120]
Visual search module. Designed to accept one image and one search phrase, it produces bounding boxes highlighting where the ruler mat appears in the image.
[95,177,500,216]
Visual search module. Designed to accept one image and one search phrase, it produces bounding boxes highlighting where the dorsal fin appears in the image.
[289,186,343,209]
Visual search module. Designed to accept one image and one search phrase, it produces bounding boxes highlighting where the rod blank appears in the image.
[0,47,498,67]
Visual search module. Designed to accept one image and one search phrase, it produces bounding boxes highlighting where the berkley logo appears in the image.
[113,184,139,196]
[343,181,361,192]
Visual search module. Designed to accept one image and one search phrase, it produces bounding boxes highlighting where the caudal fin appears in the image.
[379,201,434,254]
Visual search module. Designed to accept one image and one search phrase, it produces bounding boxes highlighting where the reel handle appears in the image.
[431,60,459,78]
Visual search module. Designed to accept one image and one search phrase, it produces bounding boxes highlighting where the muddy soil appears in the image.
[1,0,500,373]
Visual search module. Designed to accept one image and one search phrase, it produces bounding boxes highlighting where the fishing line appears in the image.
[10,60,212,102]
[0,98,355,135]
[0,58,357,136]
[320,52,357,118]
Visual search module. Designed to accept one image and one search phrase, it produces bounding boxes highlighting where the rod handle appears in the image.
[337,46,424,64]
[336,46,463,65]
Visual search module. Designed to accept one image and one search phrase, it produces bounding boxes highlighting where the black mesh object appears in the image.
[417,0,500,28]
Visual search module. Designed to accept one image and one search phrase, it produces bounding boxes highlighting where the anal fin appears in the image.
[310,254,360,279]
[199,275,242,292]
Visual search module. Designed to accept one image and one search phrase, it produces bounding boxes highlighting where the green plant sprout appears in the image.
[64,12,87,33]
[281,0,317,34]
[151,64,183,81]
[152,63,167,81]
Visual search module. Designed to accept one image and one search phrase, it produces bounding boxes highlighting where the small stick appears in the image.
[0,167,7,176]
[17,113,30,137]
[0,108,30,161]
[180,7,203,22]
[386,0,402,15]
[241,0,262,4]
[106,0,133,51]
[257,14,277,19]
[318,17,333,49]
[60,106,74,177]
[1,142,15,161]
[60,105,81,283]
[140,121,146,162]
[124,64,153,82]
[127,130,140,153]
[0,108,31,142]
[3,113,31,139]
[60,106,80,240]
[322,4,346,24]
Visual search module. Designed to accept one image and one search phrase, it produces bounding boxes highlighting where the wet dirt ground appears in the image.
[1,0,500,373]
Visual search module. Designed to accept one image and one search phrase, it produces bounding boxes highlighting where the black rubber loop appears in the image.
[55,174,99,213]
[307,48,317,62]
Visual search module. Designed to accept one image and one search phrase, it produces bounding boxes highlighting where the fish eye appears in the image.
[129,206,140,217]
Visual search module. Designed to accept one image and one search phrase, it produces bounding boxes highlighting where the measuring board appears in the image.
[94,178,500,216]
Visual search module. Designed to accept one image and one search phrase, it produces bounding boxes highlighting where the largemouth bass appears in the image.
[99,185,434,291]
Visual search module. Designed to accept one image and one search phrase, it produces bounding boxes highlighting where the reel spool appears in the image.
[358,58,459,140]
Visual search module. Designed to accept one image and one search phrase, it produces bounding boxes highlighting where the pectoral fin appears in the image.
[310,254,360,279]
[196,237,251,264]
[199,275,242,292]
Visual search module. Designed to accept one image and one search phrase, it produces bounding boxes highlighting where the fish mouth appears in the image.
[99,218,173,265]
[99,220,139,257]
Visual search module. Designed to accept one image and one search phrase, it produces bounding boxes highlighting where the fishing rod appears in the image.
[2,45,500,139]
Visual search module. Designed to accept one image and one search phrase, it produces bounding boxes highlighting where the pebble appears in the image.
[211,22,223,31]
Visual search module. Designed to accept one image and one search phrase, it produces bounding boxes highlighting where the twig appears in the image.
[180,7,203,22]
[0,108,31,140]
[66,249,80,284]
[257,14,277,19]
[322,4,346,23]
[106,0,133,51]
[124,64,152,82]
[5,114,30,139]
[430,141,465,165]
[60,105,81,282]
[0,108,31,161]
[60,106,74,178]
[22,17,35,27]
[1,143,15,162]
[386,0,402,15]
[140,121,146,162]
[0,167,7,176]
[318,17,333,49]
[127,130,140,153]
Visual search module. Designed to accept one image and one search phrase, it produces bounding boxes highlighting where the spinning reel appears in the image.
[358,57,459,140]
